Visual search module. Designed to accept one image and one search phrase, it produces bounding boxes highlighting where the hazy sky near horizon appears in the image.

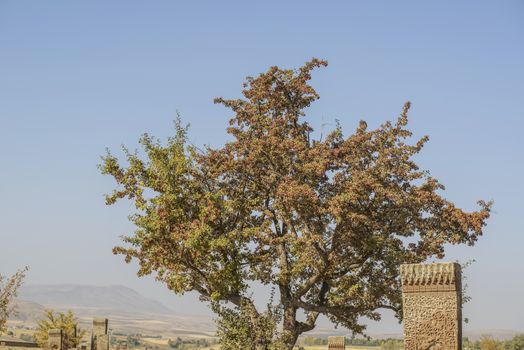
[1,0,523,334]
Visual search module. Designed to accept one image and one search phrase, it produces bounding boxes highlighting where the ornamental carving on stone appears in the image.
[400,262,462,350]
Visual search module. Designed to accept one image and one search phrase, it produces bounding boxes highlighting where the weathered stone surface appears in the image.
[95,335,109,350]
[91,318,109,350]
[400,262,462,350]
[327,336,345,349]
[48,329,63,350]
[92,318,108,336]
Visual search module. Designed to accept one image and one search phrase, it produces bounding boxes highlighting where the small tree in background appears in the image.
[504,334,524,350]
[479,336,504,350]
[0,267,28,334]
[34,310,85,349]
[100,59,491,349]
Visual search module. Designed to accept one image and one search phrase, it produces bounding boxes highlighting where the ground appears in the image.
[5,322,383,350]
[196,347,378,350]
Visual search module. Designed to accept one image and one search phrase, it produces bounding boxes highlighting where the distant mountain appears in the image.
[11,284,216,337]
[18,284,173,316]
[10,297,215,338]
[11,300,46,322]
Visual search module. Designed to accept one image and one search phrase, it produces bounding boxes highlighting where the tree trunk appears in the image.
[280,306,300,350]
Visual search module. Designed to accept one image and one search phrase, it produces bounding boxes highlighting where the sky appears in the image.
[0,0,523,335]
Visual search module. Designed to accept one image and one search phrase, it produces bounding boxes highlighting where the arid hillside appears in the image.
[11,285,215,338]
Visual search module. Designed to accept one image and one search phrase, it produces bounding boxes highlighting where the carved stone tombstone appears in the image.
[327,336,345,349]
[92,318,108,337]
[48,329,63,350]
[400,262,462,350]
[91,318,109,350]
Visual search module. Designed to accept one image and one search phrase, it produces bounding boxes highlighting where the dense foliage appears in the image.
[34,310,85,349]
[212,298,283,350]
[101,59,491,349]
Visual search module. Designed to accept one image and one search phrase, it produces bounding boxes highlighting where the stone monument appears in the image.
[400,262,462,350]
[91,318,109,350]
[48,329,63,350]
[92,318,108,337]
[327,336,345,349]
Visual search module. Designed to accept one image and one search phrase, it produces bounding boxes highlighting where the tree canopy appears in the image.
[100,59,491,349]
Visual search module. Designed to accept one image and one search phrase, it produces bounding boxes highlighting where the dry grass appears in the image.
[141,337,170,345]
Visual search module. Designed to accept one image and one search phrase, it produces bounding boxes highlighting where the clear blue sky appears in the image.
[1,0,523,334]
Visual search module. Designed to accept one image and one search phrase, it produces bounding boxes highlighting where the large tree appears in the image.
[100,59,491,349]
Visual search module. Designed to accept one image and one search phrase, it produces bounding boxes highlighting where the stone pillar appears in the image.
[327,336,345,349]
[96,335,109,350]
[400,262,462,350]
[91,318,109,350]
[92,318,108,337]
[48,329,63,350]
